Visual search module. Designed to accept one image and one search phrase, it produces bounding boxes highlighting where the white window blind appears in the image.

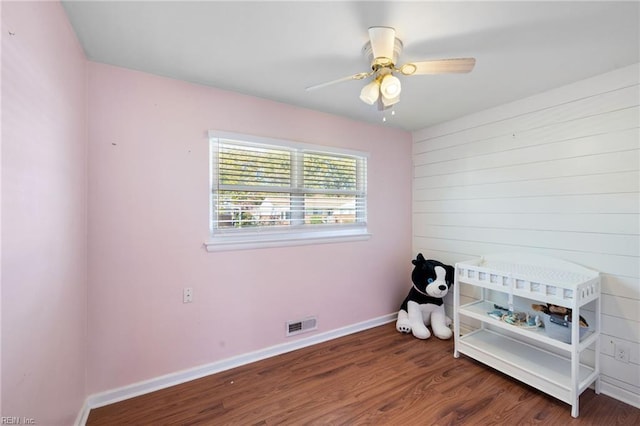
[208,132,369,250]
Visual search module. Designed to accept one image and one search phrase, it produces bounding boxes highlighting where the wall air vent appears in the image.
[286,316,317,337]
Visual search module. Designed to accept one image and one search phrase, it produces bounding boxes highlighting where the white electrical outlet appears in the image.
[183,287,193,303]
[614,343,630,363]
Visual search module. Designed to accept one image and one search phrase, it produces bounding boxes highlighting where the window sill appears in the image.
[204,228,371,252]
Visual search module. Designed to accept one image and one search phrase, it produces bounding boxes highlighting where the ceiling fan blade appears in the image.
[305,72,371,91]
[399,58,476,76]
[368,26,396,60]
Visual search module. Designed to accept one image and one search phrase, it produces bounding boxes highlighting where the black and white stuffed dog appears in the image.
[396,253,455,340]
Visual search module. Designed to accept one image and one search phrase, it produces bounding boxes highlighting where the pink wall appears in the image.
[1,1,87,424]
[1,0,411,414]
[87,63,413,393]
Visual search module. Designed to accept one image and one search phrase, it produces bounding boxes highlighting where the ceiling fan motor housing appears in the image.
[362,37,403,70]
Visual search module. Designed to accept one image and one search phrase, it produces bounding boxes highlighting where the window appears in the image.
[206,131,370,251]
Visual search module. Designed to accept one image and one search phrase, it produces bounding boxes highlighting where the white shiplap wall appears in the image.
[412,63,640,407]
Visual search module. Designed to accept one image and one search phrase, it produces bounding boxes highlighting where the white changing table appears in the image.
[453,253,601,418]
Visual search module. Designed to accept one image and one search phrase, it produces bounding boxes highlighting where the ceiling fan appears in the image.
[306,26,476,110]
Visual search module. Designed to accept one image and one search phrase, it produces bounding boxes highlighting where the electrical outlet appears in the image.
[614,343,630,363]
[183,287,193,303]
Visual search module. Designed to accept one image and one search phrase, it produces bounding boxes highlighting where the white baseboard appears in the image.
[79,313,397,422]
[600,381,640,410]
[74,401,91,426]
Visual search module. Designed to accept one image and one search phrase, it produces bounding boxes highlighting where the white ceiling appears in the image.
[61,1,640,132]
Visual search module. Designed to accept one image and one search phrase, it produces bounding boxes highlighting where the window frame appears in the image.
[205,131,371,252]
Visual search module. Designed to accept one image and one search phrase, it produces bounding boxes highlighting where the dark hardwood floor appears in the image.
[87,323,639,425]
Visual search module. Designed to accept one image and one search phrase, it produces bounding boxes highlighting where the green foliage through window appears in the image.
[210,135,367,234]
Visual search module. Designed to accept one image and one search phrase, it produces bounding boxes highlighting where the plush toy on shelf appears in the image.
[532,303,589,327]
[396,253,455,340]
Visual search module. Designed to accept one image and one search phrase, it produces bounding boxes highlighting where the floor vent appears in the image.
[286,317,317,337]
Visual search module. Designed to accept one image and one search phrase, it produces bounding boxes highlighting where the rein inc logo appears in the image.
[1,418,35,425]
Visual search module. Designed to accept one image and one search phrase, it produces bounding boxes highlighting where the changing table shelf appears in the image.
[459,329,597,405]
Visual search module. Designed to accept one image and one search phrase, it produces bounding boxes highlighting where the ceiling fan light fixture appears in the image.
[359,80,380,105]
[381,93,400,107]
[380,74,401,98]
